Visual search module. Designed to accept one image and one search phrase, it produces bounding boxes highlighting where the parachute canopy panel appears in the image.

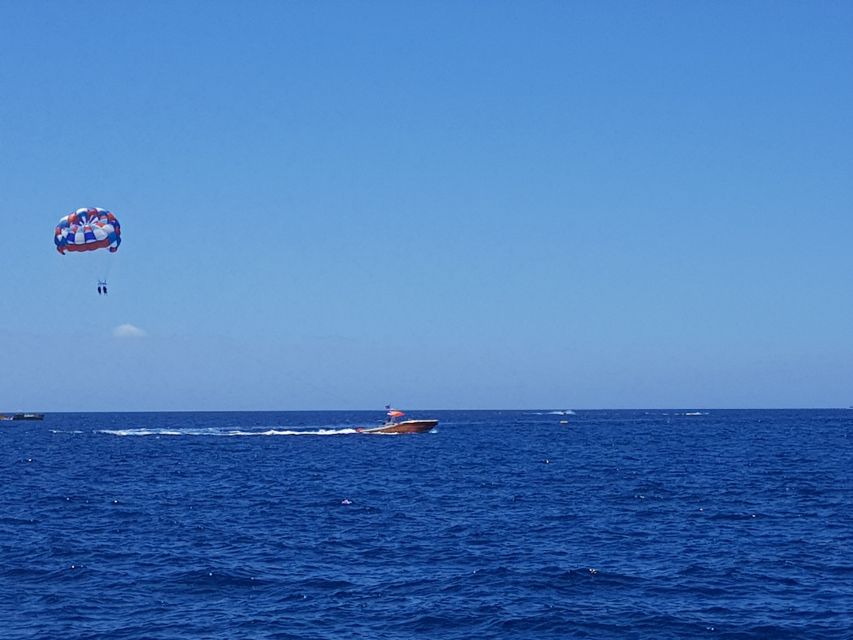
[55,208,121,254]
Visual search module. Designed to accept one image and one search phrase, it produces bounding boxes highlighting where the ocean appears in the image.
[2,410,851,639]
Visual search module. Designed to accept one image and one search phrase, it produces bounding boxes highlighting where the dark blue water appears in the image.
[2,410,851,639]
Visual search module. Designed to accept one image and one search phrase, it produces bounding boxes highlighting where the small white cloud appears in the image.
[113,323,147,338]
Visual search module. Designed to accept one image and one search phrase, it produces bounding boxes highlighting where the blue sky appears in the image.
[2,1,851,411]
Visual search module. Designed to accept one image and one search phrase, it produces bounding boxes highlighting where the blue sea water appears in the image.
[2,409,851,639]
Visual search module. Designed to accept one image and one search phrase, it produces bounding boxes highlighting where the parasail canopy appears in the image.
[55,208,121,254]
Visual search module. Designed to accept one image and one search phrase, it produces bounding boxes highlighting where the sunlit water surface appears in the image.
[2,410,851,639]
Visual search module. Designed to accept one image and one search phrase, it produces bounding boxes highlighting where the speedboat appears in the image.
[1,413,44,421]
[356,407,438,434]
[357,419,439,434]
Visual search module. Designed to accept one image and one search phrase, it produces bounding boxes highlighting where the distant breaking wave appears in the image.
[525,410,576,415]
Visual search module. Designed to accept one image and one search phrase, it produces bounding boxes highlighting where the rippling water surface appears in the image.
[2,410,851,639]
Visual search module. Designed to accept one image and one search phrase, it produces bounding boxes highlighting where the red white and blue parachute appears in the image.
[54,208,121,254]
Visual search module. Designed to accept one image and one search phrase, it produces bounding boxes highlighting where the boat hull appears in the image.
[357,419,438,434]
